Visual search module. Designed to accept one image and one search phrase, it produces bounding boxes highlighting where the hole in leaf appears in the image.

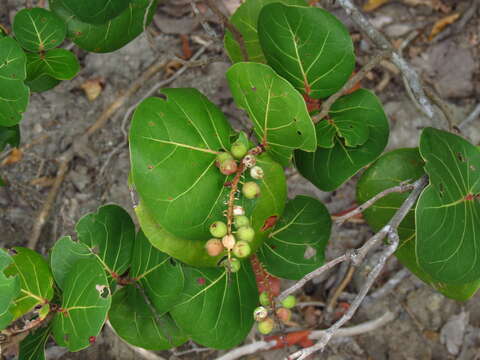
[456,152,466,162]
[297,131,302,136]
[438,183,445,197]
[95,285,110,298]
[304,246,316,259]
[7,248,18,256]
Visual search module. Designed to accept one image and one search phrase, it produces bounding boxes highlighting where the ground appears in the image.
[1,0,480,359]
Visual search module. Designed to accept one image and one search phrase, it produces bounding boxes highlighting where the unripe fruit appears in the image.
[222,234,236,250]
[242,181,261,199]
[215,152,233,167]
[205,239,224,257]
[234,215,250,228]
[231,141,248,159]
[220,159,238,175]
[250,166,264,179]
[228,258,241,272]
[258,317,274,335]
[281,295,297,309]
[259,291,271,307]
[233,205,245,216]
[242,154,256,168]
[237,226,255,242]
[253,306,268,322]
[232,240,251,258]
[210,221,227,238]
[276,307,292,323]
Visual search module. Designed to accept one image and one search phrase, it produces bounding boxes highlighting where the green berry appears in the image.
[205,239,224,257]
[276,307,291,323]
[219,159,238,175]
[281,295,297,309]
[231,141,248,159]
[253,306,268,322]
[237,226,255,242]
[215,152,233,167]
[242,181,261,199]
[232,241,251,258]
[222,234,236,250]
[234,215,250,228]
[258,317,274,335]
[259,291,271,307]
[227,258,241,272]
[210,221,227,238]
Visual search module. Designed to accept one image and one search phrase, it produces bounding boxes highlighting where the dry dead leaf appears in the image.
[29,176,56,188]
[363,0,390,12]
[80,77,105,101]
[403,0,451,13]
[1,148,23,167]
[429,13,460,41]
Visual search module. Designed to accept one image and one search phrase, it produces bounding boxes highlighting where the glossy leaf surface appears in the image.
[224,0,306,63]
[258,3,355,99]
[109,285,187,350]
[130,231,184,312]
[416,128,480,284]
[13,8,66,52]
[4,248,53,320]
[0,37,29,127]
[18,324,51,360]
[295,89,389,191]
[26,49,80,81]
[76,204,136,279]
[170,264,257,349]
[50,0,157,53]
[227,62,316,166]
[258,195,331,280]
[0,249,20,330]
[357,148,480,300]
[61,0,131,24]
[52,256,111,351]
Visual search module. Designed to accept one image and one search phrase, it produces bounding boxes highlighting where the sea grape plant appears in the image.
[1,0,480,358]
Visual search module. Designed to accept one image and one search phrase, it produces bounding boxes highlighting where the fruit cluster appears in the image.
[204,139,265,271]
[254,294,297,334]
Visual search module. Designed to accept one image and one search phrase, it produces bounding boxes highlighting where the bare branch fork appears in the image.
[336,0,439,125]
[283,176,427,360]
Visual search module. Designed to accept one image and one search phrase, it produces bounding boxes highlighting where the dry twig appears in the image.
[337,0,437,122]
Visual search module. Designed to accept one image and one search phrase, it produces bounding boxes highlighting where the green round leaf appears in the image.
[295,89,389,191]
[416,128,480,284]
[50,0,157,53]
[136,152,287,267]
[13,8,66,52]
[60,0,131,25]
[357,148,480,300]
[257,195,331,280]
[0,37,30,127]
[0,249,21,330]
[4,247,54,321]
[109,285,187,350]
[226,62,317,166]
[130,88,232,241]
[170,263,257,349]
[130,231,184,312]
[52,256,111,352]
[224,0,307,63]
[258,3,355,99]
[25,74,61,93]
[0,125,20,152]
[50,236,92,290]
[75,204,136,279]
[26,49,80,81]
[19,323,51,360]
